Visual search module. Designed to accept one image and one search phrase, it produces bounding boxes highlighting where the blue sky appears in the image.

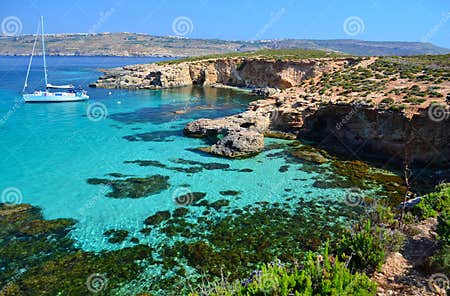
[1,0,449,48]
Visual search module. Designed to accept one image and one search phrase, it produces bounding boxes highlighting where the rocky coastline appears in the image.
[91,55,449,171]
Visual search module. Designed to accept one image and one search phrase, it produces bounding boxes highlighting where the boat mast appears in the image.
[23,21,40,92]
[41,16,48,88]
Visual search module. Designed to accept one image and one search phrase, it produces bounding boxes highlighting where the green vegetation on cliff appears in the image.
[158,49,350,64]
[413,183,450,219]
[416,183,450,275]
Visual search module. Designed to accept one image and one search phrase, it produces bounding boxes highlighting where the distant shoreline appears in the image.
[1,32,449,57]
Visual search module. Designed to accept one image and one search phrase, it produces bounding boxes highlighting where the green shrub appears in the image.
[437,210,450,245]
[389,105,401,111]
[365,205,396,227]
[413,183,450,220]
[383,229,406,253]
[380,98,395,105]
[366,206,405,252]
[404,96,425,105]
[426,245,450,275]
[426,210,449,274]
[336,220,386,273]
[418,185,450,275]
[160,49,350,65]
[401,212,416,224]
[190,245,377,296]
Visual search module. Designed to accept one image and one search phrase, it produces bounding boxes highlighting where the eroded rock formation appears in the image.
[90,57,355,90]
[92,56,449,166]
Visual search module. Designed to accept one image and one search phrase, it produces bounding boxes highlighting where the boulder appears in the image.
[184,111,271,138]
[210,129,264,158]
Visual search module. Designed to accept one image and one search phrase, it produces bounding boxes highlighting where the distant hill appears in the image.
[0,32,448,57]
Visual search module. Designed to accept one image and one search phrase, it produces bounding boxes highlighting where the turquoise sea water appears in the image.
[0,56,406,293]
[0,56,353,253]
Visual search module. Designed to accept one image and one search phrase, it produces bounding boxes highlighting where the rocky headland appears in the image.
[91,52,450,170]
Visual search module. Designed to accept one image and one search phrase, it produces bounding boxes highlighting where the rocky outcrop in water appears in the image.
[210,129,264,158]
[92,56,449,167]
[186,95,449,165]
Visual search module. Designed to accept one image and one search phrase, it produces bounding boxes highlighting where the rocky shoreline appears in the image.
[91,55,449,170]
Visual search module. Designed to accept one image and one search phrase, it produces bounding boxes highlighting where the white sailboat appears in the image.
[23,16,89,103]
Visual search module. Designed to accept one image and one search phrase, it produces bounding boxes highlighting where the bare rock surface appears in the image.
[92,56,449,166]
[90,57,353,90]
[373,218,440,296]
[210,129,264,158]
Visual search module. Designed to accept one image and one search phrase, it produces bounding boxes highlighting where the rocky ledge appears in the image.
[184,56,450,165]
[92,55,450,165]
[184,93,450,164]
[89,56,355,90]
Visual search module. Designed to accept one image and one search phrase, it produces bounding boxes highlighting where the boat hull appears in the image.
[23,92,89,103]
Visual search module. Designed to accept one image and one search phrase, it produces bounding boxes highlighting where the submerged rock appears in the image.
[125,159,204,174]
[173,207,189,218]
[169,158,230,170]
[174,192,207,206]
[210,129,264,158]
[122,130,181,142]
[124,160,167,168]
[107,172,132,178]
[86,175,170,198]
[0,203,153,295]
[279,165,289,172]
[219,190,241,196]
[144,211,171,225]
[16,218,76,237]
[130,237,140,244]
[264,130,297,140]
[103,229,129,244]
[289,146,330,164]
[208,199,230,210]
[161,199,356,281]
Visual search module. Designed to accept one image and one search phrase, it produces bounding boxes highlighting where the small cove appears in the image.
[0,56,406,294]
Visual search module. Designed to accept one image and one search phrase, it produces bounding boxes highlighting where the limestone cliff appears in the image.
[90,57,356,90]
[184,96,450,166]
[91,55,449,167]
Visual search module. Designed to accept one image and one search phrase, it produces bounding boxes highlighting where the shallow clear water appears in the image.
[0,56,352,254]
